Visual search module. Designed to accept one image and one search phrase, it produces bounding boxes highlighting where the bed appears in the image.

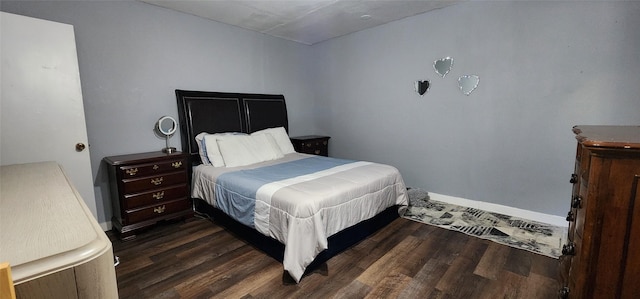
[175,90,408,283]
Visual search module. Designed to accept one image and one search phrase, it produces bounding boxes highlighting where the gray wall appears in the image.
[311,1,640,215]
[2,1,639,223]
[1,0,318,224]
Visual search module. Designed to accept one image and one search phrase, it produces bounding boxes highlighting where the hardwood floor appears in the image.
[110,216,560,298]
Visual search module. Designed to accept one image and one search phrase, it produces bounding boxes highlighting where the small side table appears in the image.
[290,135,330,157]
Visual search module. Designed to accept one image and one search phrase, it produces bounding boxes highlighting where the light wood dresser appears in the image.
[0,162,118,298]
[559,125,640,298]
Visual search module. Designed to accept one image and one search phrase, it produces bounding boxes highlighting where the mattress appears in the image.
[191,153,408,282]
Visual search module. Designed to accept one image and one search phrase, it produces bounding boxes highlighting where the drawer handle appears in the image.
[571,196,582,209]
[153,205,166,214]
[153,164,159,170]
[152,191,165,200]
[570,173,578,184]
[306,143,311,148]
[323,141,327,145]
[172,161,182,168]
[566,211,574,222]
[150,177,163,186]
[562,242,576,256]
[315,150,321,155]
[126,168,138,176]
[558,287,570,299]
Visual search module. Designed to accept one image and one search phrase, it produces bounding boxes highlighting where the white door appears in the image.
[1,12,98,219]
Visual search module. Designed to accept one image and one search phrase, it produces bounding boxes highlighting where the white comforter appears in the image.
[191,153,408,282]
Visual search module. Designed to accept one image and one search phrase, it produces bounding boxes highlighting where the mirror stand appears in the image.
[156,115,177,153]
[163,137,176,154]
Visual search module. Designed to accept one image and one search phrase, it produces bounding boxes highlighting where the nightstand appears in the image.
[290,135,330,157]
[104,151,192,240]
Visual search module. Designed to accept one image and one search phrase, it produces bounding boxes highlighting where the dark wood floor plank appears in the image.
[503,247,533,277]
[435,254,483,295]
[476,270,526,299]
[430,230,473,266]
[517,272,559,299]
[111,217,560,298]
[116,232,248,289]
[332,280,371,299]
[364,271,412,299]
[211,260,283,298]
[474,242,511,280]
[398,258,450,298]
[355,235,422,286]
[529,251,560,278]
[174,249,273,297]
[394,232,445,278]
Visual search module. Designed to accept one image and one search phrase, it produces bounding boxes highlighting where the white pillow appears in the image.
[195,132,212,166]
[201,132,246,167]
[251,127,295,154]
[216,135,264,167]
[216,134,285,167]
[254,134,285,161]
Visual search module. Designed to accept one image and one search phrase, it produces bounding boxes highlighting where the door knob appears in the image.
[75,143,86,152]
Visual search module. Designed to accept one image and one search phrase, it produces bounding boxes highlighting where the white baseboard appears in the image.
[427,192,568,228]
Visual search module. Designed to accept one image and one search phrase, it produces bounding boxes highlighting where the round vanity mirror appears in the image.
[156,116,177,153]
[157,116,177,136]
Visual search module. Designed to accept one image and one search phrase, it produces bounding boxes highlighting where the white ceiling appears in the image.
[140,0,462,45]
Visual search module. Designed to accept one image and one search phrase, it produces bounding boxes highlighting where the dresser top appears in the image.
[0,162,111,283]
[573,125,640,149]
[290,135,330,140]
[103,151,186,166]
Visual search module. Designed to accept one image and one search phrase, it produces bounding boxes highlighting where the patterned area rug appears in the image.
[402,189,565,259]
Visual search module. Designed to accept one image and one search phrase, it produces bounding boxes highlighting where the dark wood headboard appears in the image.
[175,90,288,164]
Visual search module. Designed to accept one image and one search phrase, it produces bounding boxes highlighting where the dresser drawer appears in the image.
[568,234,585,298]
[122,171,187,194]
[125,199,190,224]
[119,158,186,178]
[124,184,188,210]
[575,183,588,238]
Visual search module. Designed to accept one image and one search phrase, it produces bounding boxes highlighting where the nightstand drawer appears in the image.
[122,171,187,194]
[124,184,188,209]
[290,135,330,157]
[301,140,327,151]
[125,199,190,224]
[119,158,186,178]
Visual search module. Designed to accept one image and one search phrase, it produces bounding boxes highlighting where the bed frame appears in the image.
[175,89,399,280]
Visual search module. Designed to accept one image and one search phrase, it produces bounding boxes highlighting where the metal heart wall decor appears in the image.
[414,80,430,96]
[433,57,454,78]
[458,74,480,96]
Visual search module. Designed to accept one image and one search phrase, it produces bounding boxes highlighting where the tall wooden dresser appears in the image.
[559,126,640,298]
